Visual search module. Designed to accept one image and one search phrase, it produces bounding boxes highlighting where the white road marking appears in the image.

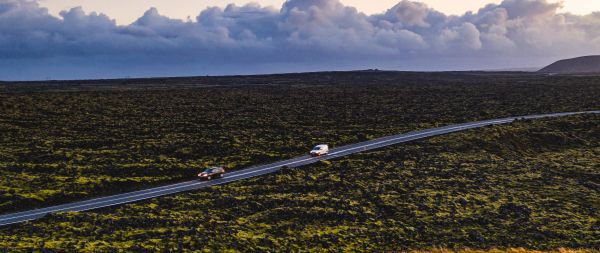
[229,157,316,178]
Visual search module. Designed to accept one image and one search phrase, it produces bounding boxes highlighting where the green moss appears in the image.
[0,73,599,251]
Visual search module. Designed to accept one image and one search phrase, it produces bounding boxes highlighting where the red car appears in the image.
[198,167,226,180]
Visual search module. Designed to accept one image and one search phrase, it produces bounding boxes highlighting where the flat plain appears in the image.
[0,71,599,252]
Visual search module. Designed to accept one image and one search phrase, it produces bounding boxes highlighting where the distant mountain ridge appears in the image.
[539,55,600,74]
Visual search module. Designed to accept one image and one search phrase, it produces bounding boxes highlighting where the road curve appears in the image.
[1,110,598,227]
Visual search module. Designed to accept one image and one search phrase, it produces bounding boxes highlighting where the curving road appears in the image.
[1,110,598,227]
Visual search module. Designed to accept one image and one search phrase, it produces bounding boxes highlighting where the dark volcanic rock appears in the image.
[539,55,600,74]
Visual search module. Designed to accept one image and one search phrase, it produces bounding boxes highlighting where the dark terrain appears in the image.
[539,55,600,74]
[0,71,599,251]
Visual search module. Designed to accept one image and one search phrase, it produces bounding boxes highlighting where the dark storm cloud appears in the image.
[1,0,600,80]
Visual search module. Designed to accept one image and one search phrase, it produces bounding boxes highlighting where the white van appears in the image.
[310,144,329,156]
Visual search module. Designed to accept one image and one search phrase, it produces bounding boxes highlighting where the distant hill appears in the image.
[539,55,600,74]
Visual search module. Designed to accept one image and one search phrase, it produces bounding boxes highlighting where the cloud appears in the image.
[0,0,600,80]
[436,22,482,52]
[382,1,432,28]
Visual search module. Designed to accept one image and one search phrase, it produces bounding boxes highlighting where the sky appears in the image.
[2,0,600,80]
[39,0,599,25]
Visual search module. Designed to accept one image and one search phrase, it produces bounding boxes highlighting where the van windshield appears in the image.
[313,147,321,150]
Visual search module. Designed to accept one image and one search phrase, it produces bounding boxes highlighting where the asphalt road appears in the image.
[1,110,598,227]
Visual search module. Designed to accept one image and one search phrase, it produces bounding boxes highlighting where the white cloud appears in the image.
[384,1,432,28]
[1,0,600,80]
